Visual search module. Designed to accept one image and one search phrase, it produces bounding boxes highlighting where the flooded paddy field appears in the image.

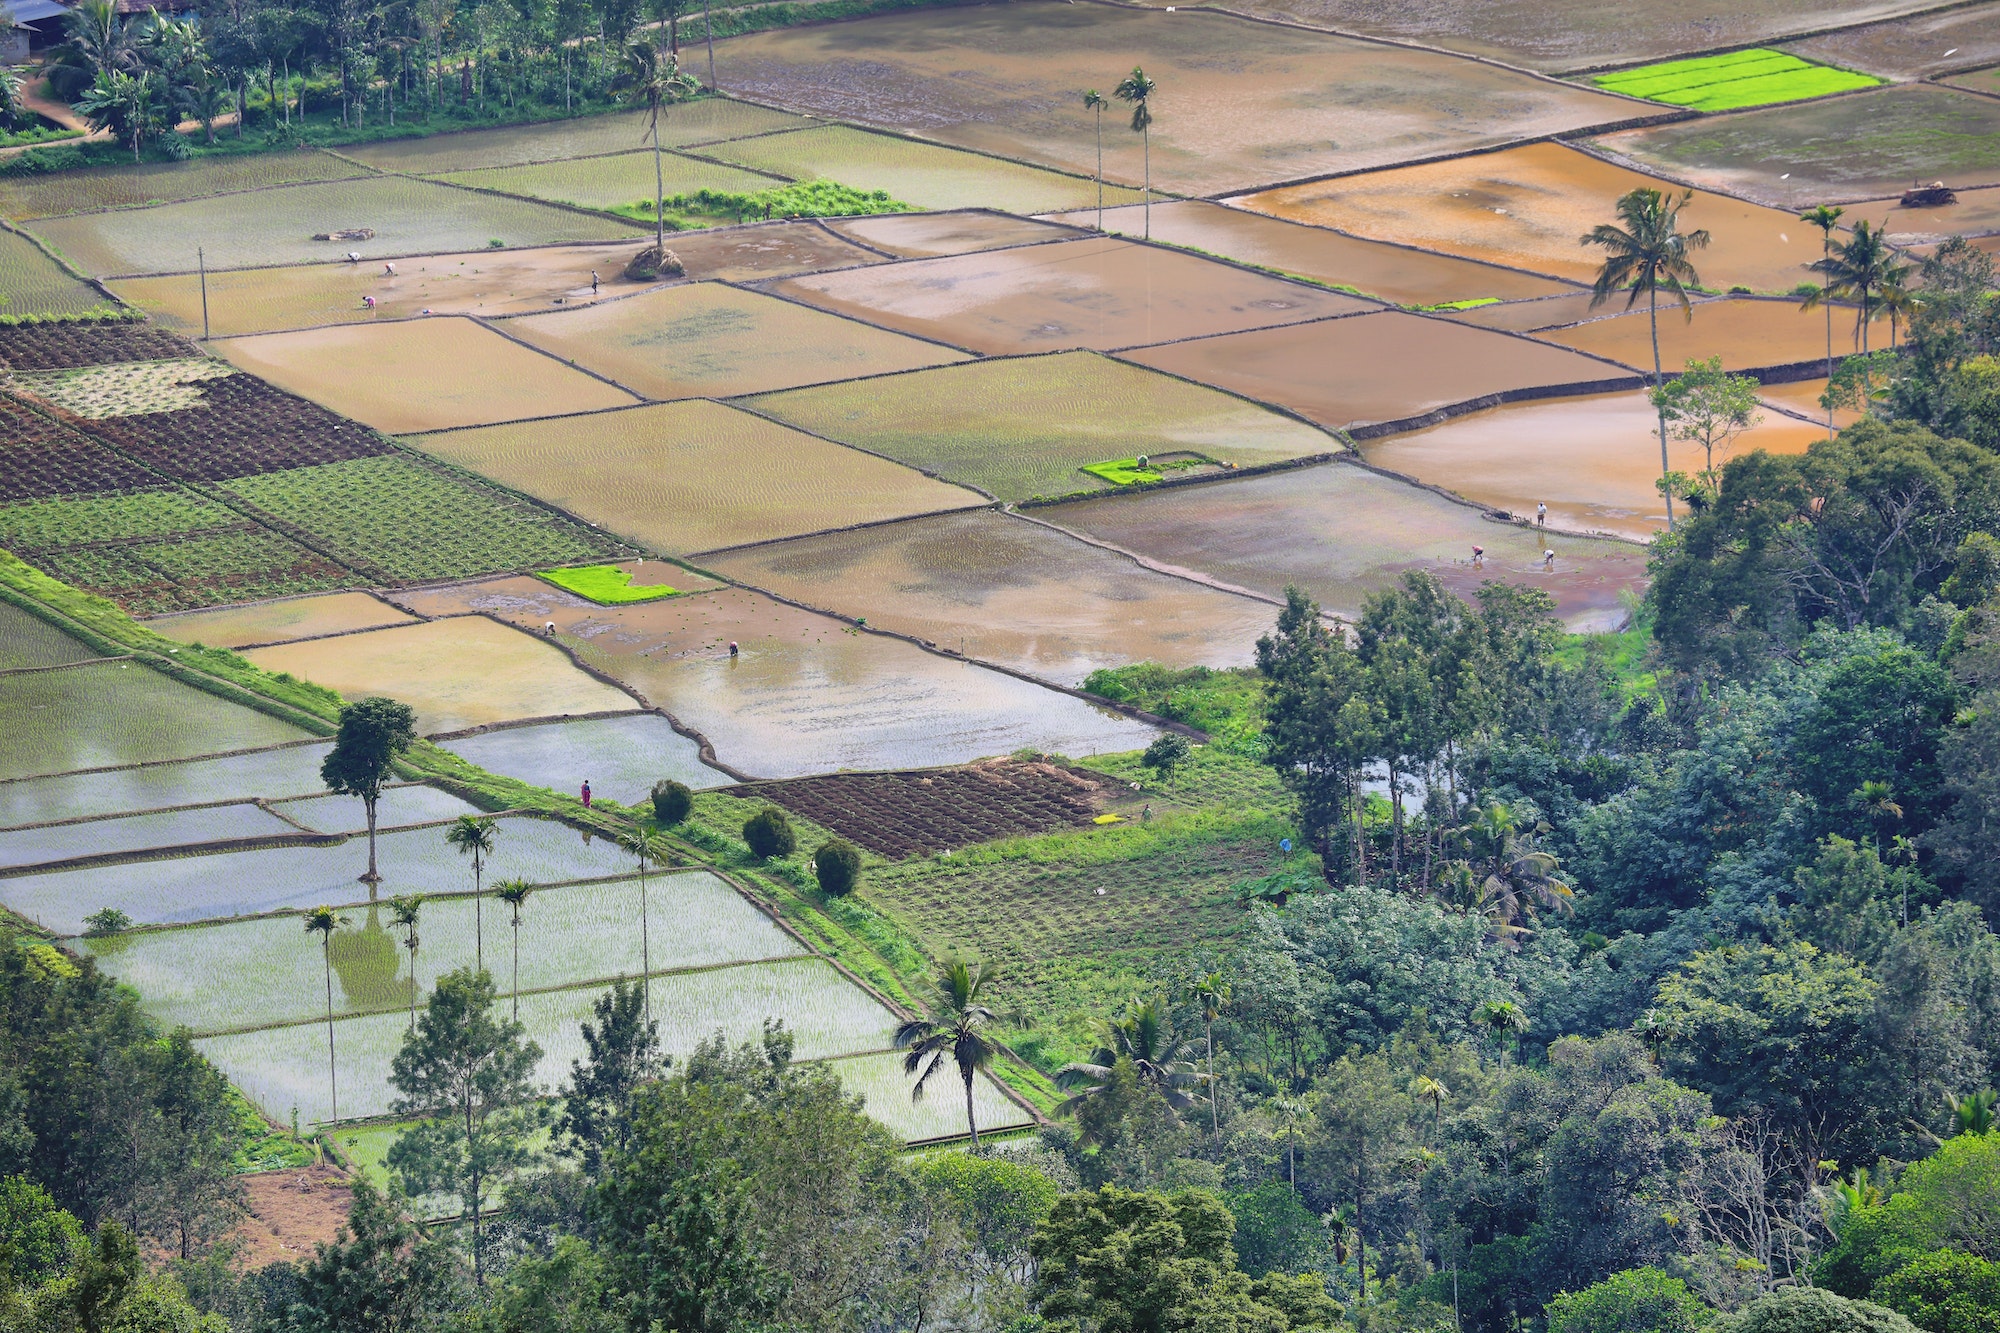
[0,801,297,873]
[1785,4,2000,79]
[410,399,981,556]
[1238,143,1818,293]
[0,742,332,828]
[149,591,419,649]
[442,713,732,802]
[1538,297,1853,373]
[826,210,1085,258]
[1122,310,1629,432]
[762,234,1375,355]
[706,508,1279,683]
[439,150,782,211]
[0,229,125,317]
[0,150,370,221]
[1361,389,1828,540]
[1038,461,1650,630]
[213,317,639,432]
[741,351,1340,503]
[500,281,966,399]
[342,100,809,174]
[0,601,99,670]
[711,1,1637,195]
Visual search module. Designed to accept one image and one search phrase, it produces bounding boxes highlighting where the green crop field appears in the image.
[442,714,731,804]
[0,600,96,670]
[0,228,120,317]
[44,526,367,613]
[0,488,239,552]
[0,659,306,783]
[15,360,235,418]
[0,741,331,828]
[0,150,372,221]
[1591,48,1880,109]
[222,454,626,584]
[0,800,292,872]
[84,870,803,1034]
[198,957,899,1123]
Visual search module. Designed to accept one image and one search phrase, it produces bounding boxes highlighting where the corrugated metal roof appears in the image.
[10,0,72,25]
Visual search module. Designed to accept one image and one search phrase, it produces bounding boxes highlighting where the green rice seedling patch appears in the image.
[0,741,331,829]
[700,126,1142,214]
[12,360,235,418]
[0,228,118,317]
[344,101,809,174]
[199,956,897,1123]
[537,564,681,604]
[440,150,780,212]
[442,714,730,805]
[1589,48,1880,110]
[222,454,627,584]
[0,487,236,550]
[823,1051,1034,1142]
[0,658,305,783]
[0,812,633,934]
[0,150,371,221]
[0,800,294,872]
[269,784,484,833]
[739,351,1337,504]
[612,180,907,228]
[27,177,643,277]
[1421,298,1503,312]
[1079,455,1215,487]
[85,870,801,1034]
[0,599,95,670]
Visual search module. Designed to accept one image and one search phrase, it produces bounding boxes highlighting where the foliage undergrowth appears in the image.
[613,179,907,227]
[1083,663,1268,756]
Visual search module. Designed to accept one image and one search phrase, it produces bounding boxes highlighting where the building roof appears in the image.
[11,0,71,25]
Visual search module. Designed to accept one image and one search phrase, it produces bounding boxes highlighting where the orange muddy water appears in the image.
[1538,297,1847,374]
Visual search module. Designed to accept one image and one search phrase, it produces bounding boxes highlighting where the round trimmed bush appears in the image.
[814,839,862,896]
[651,779,693,826]
[742,807,796,860]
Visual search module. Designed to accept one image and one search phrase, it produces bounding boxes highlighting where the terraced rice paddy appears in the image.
[1044,201,1575,307]
[822,1051,1033,1141]
[712,1,1637,195]
[0,228,120,316]
[742,352,1340,503]
[0,741,331,828]
[215,318,638,432]
[0,659,305,781]
[1788,4,2000,79]
[244,615,635,734]
[1237,143,1817,293]
[1538,298,1847,373]
[440,150,781,211]
[0,801,298,873]
[1593,85,2000,208]
[698,125,1140,215]
[31,528,365,614]
[199,956,899,1123]
[269,784,485,833]
[151,591,419,649]
[0,149,370,220]
[1589,50,1879,111]
[445,713,727,802]
[84,870,801,1033]
[709,509,1277,682]
[0,812,631,933]
[344,101,808,174]
[0,601,97,669]
[764,234,1376,355]
[1122,311,1633,433]
[502,282,967,399]
[1948,65,2000,98]
[1039,461,1650,630]
[1846,186,2000,246]
[28,177,644,276]
[826,211,1083,258]
[1440,290,1681,334]
[457,584,1159,777]
[1361,389,1828,540]
[412,400,980,556]
[1759,376,1864,428]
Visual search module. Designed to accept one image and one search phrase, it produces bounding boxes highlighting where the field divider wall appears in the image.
[464,314,657,400]
[3,830,349,881]
[2,792,302,834]
[0,734,329,790]
[716,393,1001,501]
[0,654,133,676]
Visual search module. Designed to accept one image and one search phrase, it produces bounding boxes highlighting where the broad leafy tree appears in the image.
[322,698,417,887]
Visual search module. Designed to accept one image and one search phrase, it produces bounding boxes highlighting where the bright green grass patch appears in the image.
[1592,49,1880,111]
[1081,455,1213,486]
[1082,664,1267,757]
[537,564,680,603]
[1420,297,1502,312]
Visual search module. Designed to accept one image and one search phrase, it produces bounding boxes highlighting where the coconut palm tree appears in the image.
[495,880,533,1020]
[46,0,134,101]
[618,826,655,1021]
[1082,89,1107,230]
[617,39,701,264]
[1413,1075,1449,1146]
[1452,801,1574,938]
[1057,996,1202,1114]
[304,906,348,1123]
[1271,1093,1310,1187]
[1582,187,1711,531]
[1189,970,1230,1144]
[1114,67,1156,240]
[1799,205,1845,430]
[1811,220,1908,401]
[446,815,497,971]
[1473,999,1529,1069]
[895,955,1014,1147]
[389,894,422,1032]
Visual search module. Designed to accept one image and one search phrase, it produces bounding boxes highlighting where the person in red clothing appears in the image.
[581,780,592,808]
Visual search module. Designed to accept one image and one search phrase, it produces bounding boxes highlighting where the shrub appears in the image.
[1724,1287,1921,1333]
[1547,1268,1713,1333]
[1874,1249,2000,1333]
[82,907,132,938]
[1142,733,1192,779]
[813,839,862,896]
[742,807,795,860]
[651,779,693,826]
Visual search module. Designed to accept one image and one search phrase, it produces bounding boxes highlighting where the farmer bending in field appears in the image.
[1472,545,1484,567]
[361,296,375,310]
[1543,549,1557,572]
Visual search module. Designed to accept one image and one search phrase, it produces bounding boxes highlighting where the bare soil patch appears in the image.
[152,591,417,648]
[86,374,393,482]
[232,1164,353,1269]
[0,321,197,370]
[1784,4,2000,79]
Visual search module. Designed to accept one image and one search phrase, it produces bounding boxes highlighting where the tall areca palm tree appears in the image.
[1057,996,1202,1114]
[304,906,348,1123]
[619,826,655,1021]
[446,815,497,971]
[1799,205,1845,430]
[389,894,422,1032]
[1114,67,1156,240]
[1473,999,1529,1069]
[896,955,1013,1147]
[1082,89,1107,230]
[495,880,532,1019]
[617,39,701,263]
[1190,970,1230,1144]
[1582,187,1710,531]
[1413,1075,1449,1146]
